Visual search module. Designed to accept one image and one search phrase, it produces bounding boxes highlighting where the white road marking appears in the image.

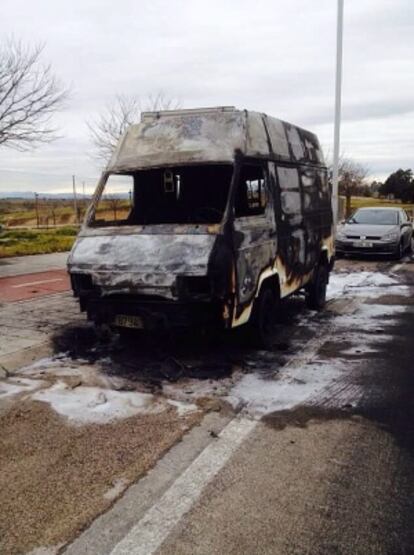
[109,417,257,555]
[11,278,64,289]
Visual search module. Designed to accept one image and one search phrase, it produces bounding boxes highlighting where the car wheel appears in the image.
[249,287,277,349]
[306,264,328,311]
[393,240,404,260]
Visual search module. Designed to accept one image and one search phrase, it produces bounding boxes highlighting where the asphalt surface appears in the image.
[157,265,414,555]
[0,251,69,278]
[0,253,414,554]
[0,269,70,302]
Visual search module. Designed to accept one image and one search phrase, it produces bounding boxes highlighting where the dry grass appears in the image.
[0,227,78,258]
[349,196,414,212]
[0,399,202,555]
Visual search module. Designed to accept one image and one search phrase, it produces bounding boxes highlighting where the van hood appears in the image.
[68,232,216,297]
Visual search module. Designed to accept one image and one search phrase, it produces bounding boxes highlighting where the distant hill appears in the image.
[0,191,89,199]
[0,191,129,200]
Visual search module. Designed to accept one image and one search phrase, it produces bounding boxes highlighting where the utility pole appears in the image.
[34,193,39,228]
[72,175,79,224]
[332,0,344,229]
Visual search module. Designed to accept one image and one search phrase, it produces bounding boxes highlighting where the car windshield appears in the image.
[348,209,398,225]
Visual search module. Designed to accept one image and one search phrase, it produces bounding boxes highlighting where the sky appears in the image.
[0,0,413,194]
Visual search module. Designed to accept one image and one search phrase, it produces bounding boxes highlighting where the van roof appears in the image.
[107,106,324,172]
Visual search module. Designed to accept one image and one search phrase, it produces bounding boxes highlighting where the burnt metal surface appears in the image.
[68,107,333,330]
[106,107,324,172]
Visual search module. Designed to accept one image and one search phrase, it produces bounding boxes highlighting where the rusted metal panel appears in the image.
[68,107,333,332]
[107,109,246,172]
[106,107,322,173]
[68,233,216,300]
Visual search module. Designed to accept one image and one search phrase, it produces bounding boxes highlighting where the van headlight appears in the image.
[382,230,399,242]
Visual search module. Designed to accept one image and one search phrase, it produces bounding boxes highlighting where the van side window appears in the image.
[277,167,302,219]
[235,165,267,218]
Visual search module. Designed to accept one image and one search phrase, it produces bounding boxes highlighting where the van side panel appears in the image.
[271,162,333,298]
[231,160,333,328]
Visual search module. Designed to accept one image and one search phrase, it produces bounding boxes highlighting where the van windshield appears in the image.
[90,164,233,227]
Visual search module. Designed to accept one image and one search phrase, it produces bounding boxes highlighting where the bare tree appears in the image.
[88,92,180,163]
[328,156,369,217]
[0,39,68,150]
[106,195,124,221]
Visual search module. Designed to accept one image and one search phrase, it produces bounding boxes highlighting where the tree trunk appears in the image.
[345,193,352,218]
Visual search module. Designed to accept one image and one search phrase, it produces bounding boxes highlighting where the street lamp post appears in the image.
[332,0,344,229]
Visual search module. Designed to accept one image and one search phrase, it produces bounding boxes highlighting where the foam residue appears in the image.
[0,377,46,398]
[229,359,344,416]
[327,270,407,300]
[31,382,163,425]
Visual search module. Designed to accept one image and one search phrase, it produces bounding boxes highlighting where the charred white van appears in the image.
[68,107,334,345]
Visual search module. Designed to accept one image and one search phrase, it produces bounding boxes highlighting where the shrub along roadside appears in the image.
[0,227,77,258]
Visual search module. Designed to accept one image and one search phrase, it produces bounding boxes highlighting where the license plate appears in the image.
[353,240,373,248]
[114,314,144,329]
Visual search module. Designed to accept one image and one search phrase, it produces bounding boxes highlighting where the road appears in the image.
[0,251,69,278]
[0,252,70,302]
[0,253,414,555]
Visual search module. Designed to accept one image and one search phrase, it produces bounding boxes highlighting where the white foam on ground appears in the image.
[17,356,129,390]
[334,302,406,332]
[0,377,46,398]
[328,271,407,300]
[167,399,198,415]
[229,359,344,415]
[31,381,164,425]
[230,282,410,416]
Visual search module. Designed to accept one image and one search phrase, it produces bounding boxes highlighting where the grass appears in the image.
[0,227,78,258]
[349,196,414,212]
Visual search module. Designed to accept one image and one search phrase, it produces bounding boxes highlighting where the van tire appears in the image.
[249,287,277,348]
[306,264,328,311]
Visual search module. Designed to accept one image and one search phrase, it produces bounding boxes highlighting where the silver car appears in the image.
[336,207,413,259]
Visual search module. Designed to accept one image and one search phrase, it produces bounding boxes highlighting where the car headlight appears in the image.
[336,229,346,240]
[382,230,399,242]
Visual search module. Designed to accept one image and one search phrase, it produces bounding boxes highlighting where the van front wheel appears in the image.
[249,287,277,348]
[306,264,328,311]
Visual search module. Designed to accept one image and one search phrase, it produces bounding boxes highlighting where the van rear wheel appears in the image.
[306,264,328,311]
[249,287,277,349]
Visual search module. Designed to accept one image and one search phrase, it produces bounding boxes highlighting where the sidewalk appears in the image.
[0,251,69,278]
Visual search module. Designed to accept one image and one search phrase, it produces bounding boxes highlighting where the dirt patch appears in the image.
[0,400,202,555]
[262,405,355,430]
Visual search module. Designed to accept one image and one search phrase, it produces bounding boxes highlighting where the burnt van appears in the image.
[68,107,334,345]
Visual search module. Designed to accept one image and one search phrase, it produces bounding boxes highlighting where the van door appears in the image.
[232,163,277,312]
[273,164,307,291]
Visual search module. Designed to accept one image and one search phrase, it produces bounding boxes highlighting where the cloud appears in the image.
[0,0,413,191]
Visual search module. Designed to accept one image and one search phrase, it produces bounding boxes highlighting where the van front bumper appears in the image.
[84,295,224,331]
